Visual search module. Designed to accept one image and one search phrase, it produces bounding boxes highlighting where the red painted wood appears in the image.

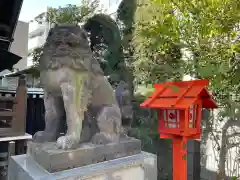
[173,137,188,180]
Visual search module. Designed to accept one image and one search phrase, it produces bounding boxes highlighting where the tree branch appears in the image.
[210,131,221,150]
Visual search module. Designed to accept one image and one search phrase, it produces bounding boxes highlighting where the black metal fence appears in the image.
[26,94,45,135]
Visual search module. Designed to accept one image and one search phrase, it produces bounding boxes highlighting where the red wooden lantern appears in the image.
[140,79,217,180]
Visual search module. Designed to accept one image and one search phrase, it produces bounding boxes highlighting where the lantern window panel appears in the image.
[163,109,180,128]
[188,104,197,128]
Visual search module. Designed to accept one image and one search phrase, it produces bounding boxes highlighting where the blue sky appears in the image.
[19,0,80,22]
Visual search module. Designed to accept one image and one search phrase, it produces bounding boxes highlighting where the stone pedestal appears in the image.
[8,152,157,180]
[27,137,141,173]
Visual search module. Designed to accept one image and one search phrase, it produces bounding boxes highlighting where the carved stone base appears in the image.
[27,137,141,173]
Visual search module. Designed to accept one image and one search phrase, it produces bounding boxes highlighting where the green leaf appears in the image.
[198,66,214,77]
[218,62,229,74]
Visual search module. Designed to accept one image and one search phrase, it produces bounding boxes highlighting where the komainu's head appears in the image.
[41,24,104,74]
[44,24,90,57]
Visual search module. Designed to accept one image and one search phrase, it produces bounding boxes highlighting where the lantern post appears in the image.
[140,80,217,180]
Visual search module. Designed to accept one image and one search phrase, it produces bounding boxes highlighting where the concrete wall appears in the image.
[10,21,29,71]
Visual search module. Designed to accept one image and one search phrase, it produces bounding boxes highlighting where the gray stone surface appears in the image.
[8,151,157,180]
[27,137,141,173]
[143,152,158,180]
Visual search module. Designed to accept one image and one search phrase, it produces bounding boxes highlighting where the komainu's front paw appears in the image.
[57,135,80,150]
[33,131,57,143]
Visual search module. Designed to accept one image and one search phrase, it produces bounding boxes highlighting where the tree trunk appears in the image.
[217,130,227,180]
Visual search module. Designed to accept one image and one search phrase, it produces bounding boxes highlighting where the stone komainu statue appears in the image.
[33,24,133,149]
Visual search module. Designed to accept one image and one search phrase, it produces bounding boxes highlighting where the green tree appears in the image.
[84,13,126,85]
[133,0,240,179]
[133,0,184,84]
[118,2,173,179]
[34,1,101,25]
[117,0,137,93]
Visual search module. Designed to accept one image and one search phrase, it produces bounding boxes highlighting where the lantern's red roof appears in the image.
[140,79,217,109]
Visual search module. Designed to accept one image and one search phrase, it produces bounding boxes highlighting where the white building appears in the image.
[10,20,29,71]
[27,20,49,67]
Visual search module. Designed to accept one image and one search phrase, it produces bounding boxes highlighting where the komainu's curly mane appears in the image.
[39,24,103,75]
